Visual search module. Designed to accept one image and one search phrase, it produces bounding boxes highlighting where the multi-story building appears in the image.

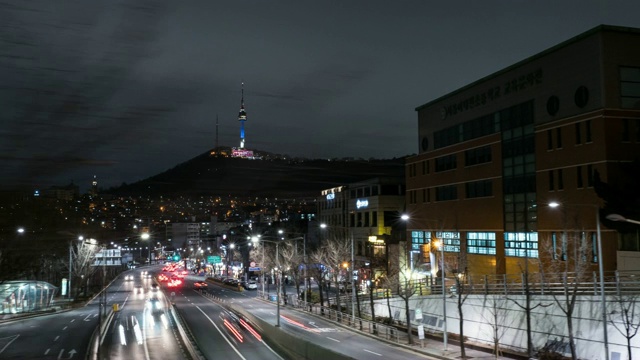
[407,25,640,277]
[317,177,405,278]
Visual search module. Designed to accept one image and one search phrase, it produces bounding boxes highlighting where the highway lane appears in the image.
[102,267,188,360]
[169,278,284,360]
[201,278,434,360]
[0,304,98,359]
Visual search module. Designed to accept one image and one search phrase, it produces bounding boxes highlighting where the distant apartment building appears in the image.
[168,222,201,247]
[407,25,640,277]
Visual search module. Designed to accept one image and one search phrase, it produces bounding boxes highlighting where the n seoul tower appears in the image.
[238,82,247,149]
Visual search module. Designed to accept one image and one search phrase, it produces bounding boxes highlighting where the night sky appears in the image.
[3,1,640,191]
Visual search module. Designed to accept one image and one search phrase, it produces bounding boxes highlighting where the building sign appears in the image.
[326,193,335,200]
[356,199,369,209]
[441,68,543,119]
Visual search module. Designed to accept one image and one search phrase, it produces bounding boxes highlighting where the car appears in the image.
[134,285,144,294]
[151,284,159,292]
[223,278,239,286]
[243,280,258,290]
[194,281,208,289]
[125,275,133,281]
[147,297,163,313]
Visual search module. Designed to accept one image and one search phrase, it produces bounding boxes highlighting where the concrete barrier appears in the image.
[227,303,354,360]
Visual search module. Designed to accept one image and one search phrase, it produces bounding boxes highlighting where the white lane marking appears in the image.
[54,336,60,341]
[44,349,50,355]
[70,319,75,323]
[327,337,340,342]
[195,306,247,360]
[83,314,92,322]
[363,349,382,356]
[269,312,275,315]
[0,335,20,355]
[62,326,68,330]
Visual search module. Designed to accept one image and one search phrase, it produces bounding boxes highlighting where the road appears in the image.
[191,276,434,360]
[101,268,189,360]
[167,276,284,360]
[0,266,188,360]
[0,304,97,359]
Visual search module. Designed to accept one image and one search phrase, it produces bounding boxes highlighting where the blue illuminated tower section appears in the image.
[238,82,247,149]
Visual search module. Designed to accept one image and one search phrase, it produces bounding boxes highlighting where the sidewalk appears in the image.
[279,301,527,360]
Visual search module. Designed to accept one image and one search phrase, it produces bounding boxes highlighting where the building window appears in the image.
[427,188,431,202]
[585,120,592,143]
[436,185,458,201]
[372,186,379,196]
[411,231,430,251]
[547,129,553,150]
[372,211,377,227]
[549,170,555,191]
[556,128,563,148]
[467,232,496,255]
[561,232,568,261]
[551,232,558,260]
[557,169,564,190]
[576,166,583,188]
[436,231,460,252]
[435,154,457,172]
[620,66,640,109]
[575,123,582,145]
[504,232,538,258]
[465,180,493,198]
[364,212,370,227]
[465,145,492,166]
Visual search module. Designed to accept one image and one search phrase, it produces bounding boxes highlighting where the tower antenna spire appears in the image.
[238,82,247,149]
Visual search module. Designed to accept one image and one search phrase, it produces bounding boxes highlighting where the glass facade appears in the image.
[467,232,497,255]
[504,232,539,258]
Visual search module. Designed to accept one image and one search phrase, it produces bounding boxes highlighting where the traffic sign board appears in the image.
[248,267,261,271]
[208,256,222,264]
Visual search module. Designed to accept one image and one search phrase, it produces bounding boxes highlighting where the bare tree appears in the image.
[71,239,101,298]
[278,242,303,304]
[481,292,514,359]
[452,263,472,358]
[541,231,594,360]
[309,247,329,313]
[322,235,351,315]
[396,240,420,345]
[610,294,640,360]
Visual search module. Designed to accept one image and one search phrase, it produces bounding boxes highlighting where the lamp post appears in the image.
[606,214,640,225]
[251,236,283,327]
[549,202,608,360]
[434,240,448,351]
[401,214,447,351]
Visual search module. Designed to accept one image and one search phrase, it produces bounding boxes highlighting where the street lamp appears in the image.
[433,239,448,351]
[606,214,640,225]
[549,201,608,360]
[402,214,447,350]
[141,232,150,264]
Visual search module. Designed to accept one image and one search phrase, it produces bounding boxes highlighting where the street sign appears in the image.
[415,308,423,320]
[249,267,261,271]
[208,256,222,264]
[418,325,425,340]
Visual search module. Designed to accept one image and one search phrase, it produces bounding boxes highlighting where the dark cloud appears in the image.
[3,0,640,190]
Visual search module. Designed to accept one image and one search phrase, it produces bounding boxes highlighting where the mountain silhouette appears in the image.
[111,148,406,197]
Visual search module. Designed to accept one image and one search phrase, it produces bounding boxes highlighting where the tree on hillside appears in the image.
[610,294,640,360]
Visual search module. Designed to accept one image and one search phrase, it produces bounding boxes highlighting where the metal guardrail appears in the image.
[170,305,204,360]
